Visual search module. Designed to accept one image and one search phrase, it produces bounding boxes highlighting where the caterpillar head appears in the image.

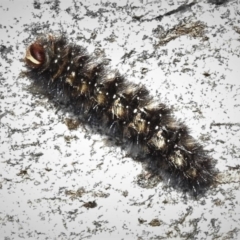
[25,42,46,68]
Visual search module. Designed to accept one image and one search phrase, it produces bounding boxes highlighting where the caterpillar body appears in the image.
[23,34,216,196]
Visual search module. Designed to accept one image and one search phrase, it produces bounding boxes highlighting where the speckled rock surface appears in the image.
[0,0,240,239]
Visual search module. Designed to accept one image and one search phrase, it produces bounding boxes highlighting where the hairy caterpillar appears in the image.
[23,34,216,196]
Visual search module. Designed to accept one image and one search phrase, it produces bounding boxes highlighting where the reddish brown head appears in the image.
[25,43,45,68]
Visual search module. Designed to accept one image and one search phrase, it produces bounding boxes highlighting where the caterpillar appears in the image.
[22,34,217,196]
